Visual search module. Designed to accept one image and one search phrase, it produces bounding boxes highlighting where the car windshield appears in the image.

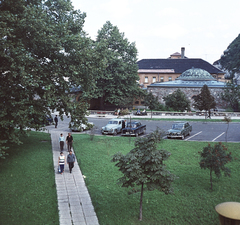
[127,123,136,128]
[172,124,184,130]
[108,121,118,124]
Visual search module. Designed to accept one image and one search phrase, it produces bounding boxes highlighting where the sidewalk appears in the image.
[51,129,99,225]
[87,113,240,120]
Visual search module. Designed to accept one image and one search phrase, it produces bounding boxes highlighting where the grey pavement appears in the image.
[86,112,240,120]
[50,129,99,225]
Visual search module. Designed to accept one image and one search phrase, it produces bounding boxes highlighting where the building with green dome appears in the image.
[147,67,227,109]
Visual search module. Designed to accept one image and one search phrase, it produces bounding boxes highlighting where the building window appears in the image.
[141,101,145,105]
[160,77,164,82]
[168,76,172,81]
[144,76,148,83]
[153,77,156,83]
[135,101,139,104]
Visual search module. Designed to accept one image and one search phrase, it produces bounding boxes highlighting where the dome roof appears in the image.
[177,67,216,81]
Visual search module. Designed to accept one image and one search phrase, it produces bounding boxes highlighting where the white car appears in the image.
[70,122,94,132]
[101,118,125,135]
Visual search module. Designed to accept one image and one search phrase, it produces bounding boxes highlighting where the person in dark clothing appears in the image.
[122,120,126,129]
[54,115,58,128]
[66,133,73,151]
[67,150,75,173]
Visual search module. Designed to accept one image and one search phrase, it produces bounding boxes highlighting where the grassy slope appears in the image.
[0,131,58,225]
[73,134,240,225]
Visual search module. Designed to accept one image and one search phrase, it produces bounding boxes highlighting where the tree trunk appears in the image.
[225,123,229,142]
[99,96,105,110]
[139,182,144,221]
[151,110,152,119]
[210,169,212,190]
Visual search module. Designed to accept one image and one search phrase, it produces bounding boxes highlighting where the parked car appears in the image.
[166,121,192,139]
[121,121,146,137]
[101,118,125,135]
[70,121,94,132]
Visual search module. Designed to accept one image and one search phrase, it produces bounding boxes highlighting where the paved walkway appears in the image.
[51,129,99,225]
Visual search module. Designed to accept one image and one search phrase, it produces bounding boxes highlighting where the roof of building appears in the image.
[148,79,226,88]
[137,58,224,74]
[177,67,215,81]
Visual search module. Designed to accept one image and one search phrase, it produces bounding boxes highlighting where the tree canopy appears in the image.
[163,89,191,112]
[0,0,100,156]
[221,82,240,112]
[219,33,240,80]
[112,130,176,221]
[193,85,216,118]
[92,21,142,109]
[199,142,232,190]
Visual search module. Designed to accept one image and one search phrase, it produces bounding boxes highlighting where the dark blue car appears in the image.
[121,121,146,137]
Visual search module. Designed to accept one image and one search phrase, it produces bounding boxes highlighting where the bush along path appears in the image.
[50,129,99,225]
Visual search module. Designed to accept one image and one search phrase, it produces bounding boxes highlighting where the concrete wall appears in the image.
[148,87,228,109]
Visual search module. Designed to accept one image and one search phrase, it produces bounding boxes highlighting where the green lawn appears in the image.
[73,134,240,225]
[0,131,59,225]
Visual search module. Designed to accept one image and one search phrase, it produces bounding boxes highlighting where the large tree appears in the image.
[0,0,100,157]
[112,130,176,221]
[163,89,191,112]
[219,33,240,81]
[92,21,141,109]
[144,92,163,118]
[221,82,240,112]
[193,85,216,118]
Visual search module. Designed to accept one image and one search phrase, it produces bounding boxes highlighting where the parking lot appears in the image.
[87,117,240,142]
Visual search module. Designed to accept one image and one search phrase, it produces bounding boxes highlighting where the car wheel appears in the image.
[113,130,117,136]
[181,134,185,140]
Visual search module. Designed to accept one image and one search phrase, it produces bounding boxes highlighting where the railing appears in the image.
[87,110,240,117]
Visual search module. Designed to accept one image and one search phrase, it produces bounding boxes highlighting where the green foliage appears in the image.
[112,130,176,220]
[0,0,100,156]
[144,92,163,111]
[220,33,240,79]
[0,131,58,224]
[92,21,142,108]
[221,82,240,111]
[193,85,216,118]
[73,135,240,224]
[199,142,232,190]
[163,89,191,112]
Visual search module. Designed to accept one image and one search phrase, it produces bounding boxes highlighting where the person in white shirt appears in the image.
[59,133,65,151]
[58,152,66,174]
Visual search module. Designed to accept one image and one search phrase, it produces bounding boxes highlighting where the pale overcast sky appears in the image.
[71,0,240,64]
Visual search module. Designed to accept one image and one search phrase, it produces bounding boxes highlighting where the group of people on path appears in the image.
[58,133,75,174]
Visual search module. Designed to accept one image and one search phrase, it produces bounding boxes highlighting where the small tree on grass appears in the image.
[112,130,176,221]
[199,142,232,190]
[222,115,232,142]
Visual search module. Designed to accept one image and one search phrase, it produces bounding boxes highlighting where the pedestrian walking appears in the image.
[54,115,58,128]
[67,150,75,173]
[66,133,73,151]
[58,152,66,174]
[59,133,65,151]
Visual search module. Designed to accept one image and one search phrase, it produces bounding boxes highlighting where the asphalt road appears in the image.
[86,117,240,143]
[50,115,240,142]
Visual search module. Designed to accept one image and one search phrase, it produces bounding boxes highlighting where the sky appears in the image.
[71,0,240,64]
